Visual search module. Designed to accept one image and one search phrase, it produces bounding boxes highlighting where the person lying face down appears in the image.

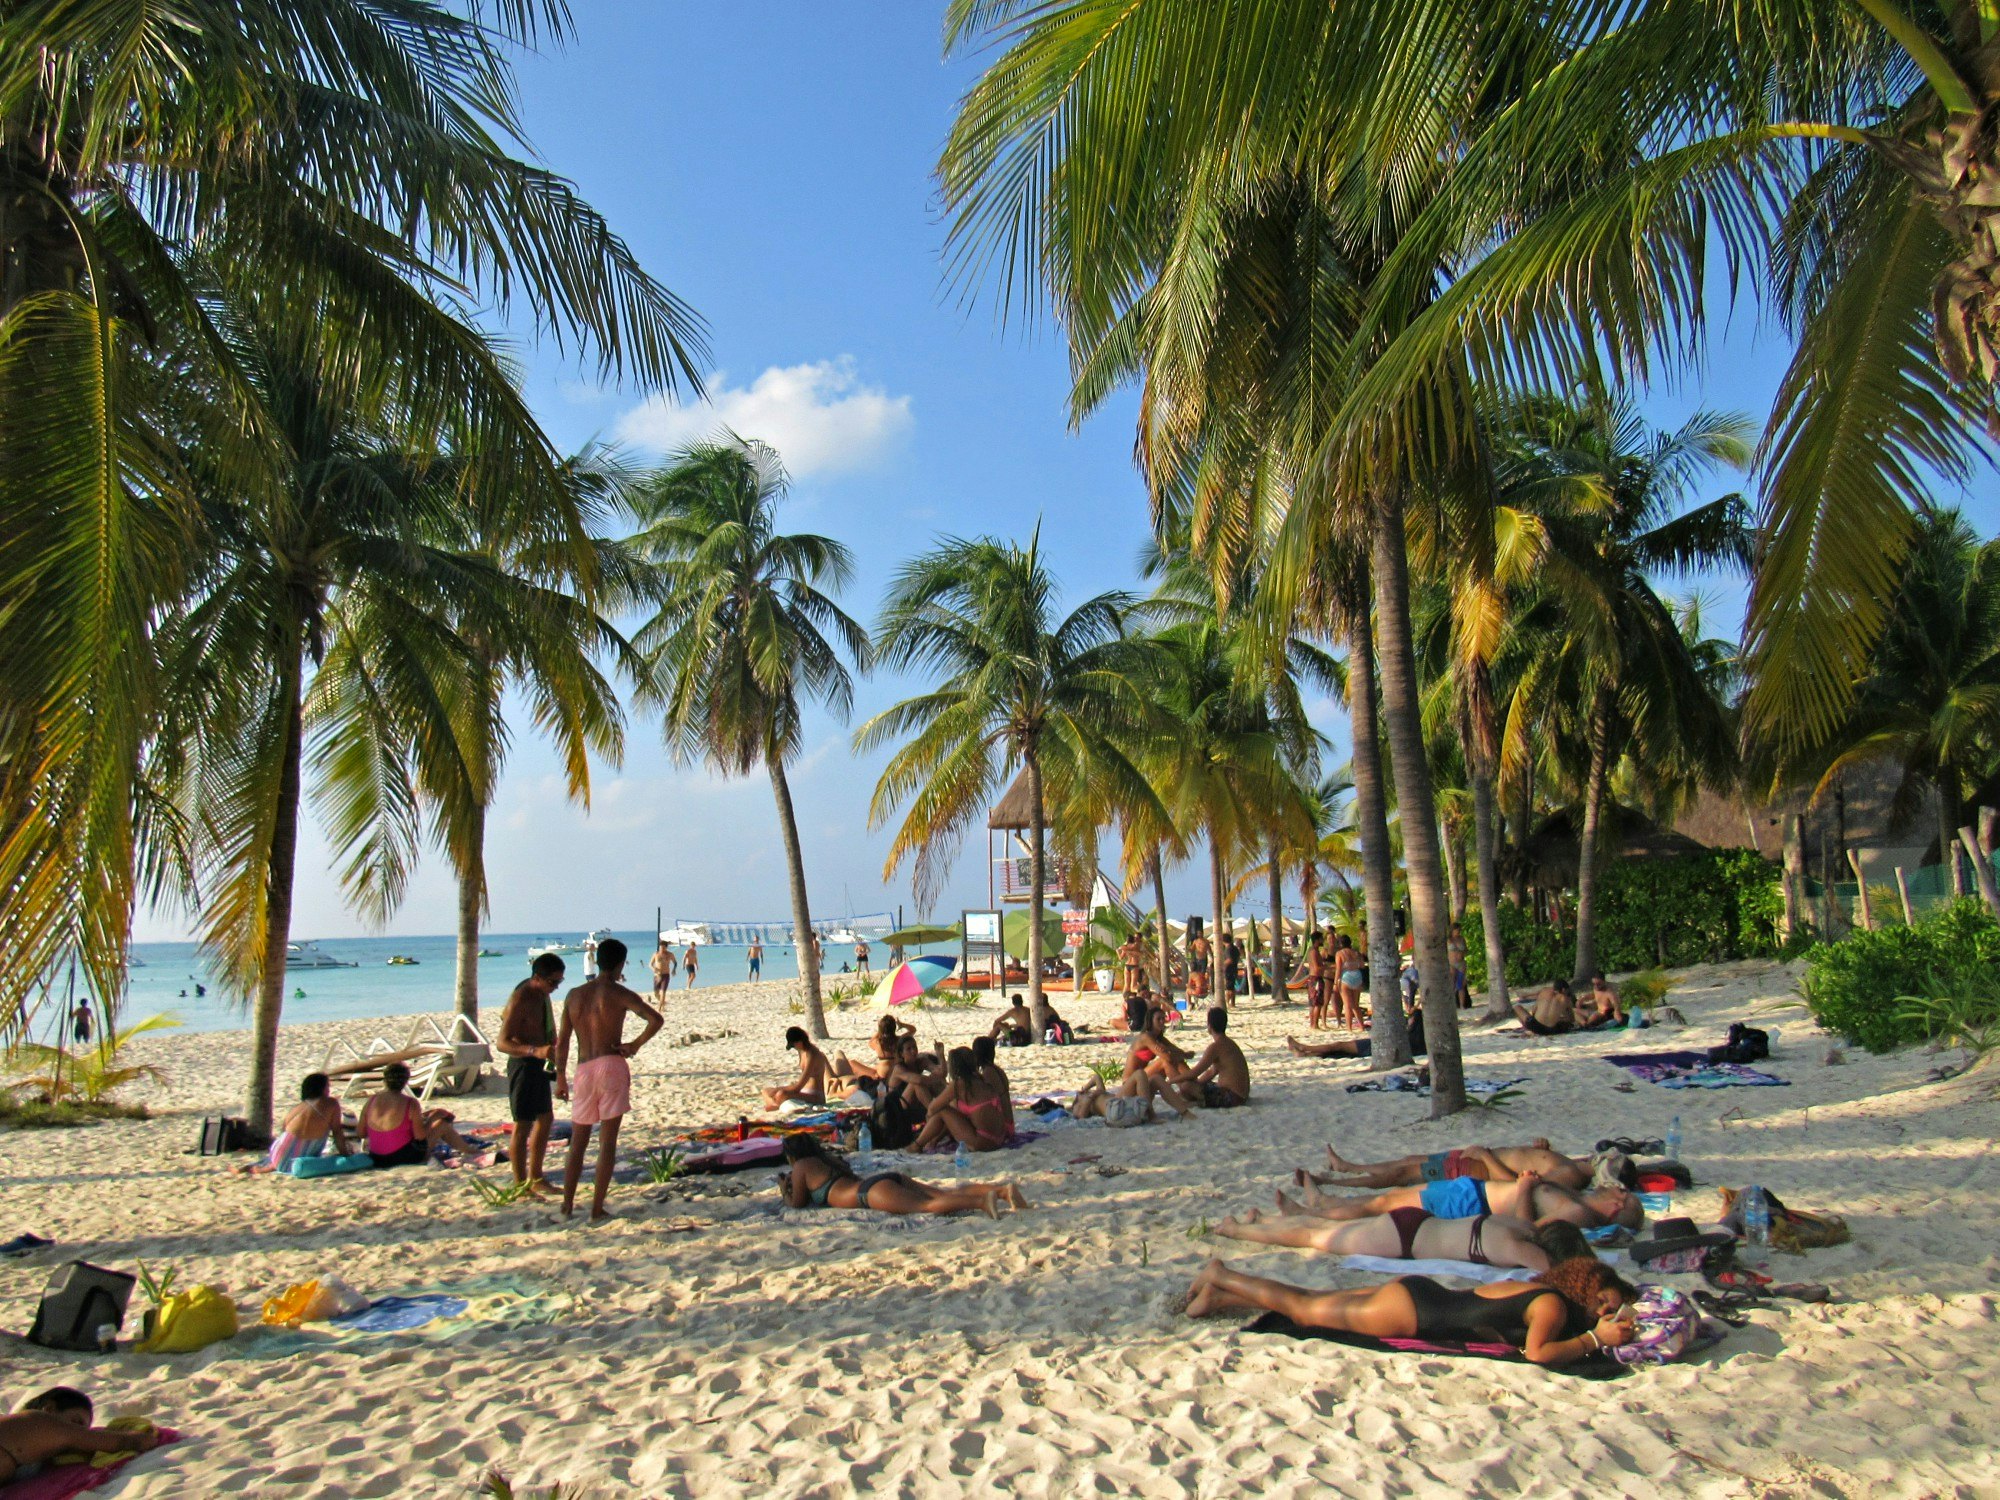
[1180,1255,1637,1367]
[1281,1169,1646,1232]
[1304,1140,1593,1192]
[1212,1204,1555,1272]
[0,1388,165,1486]
[776,1132,1027,1217]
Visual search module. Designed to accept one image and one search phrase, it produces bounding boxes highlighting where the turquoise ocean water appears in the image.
[98,932,809,1036]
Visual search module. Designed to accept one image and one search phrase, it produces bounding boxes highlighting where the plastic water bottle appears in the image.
[1665,1115,1682,1161]
[856,1121,872,1166]
[954,1140,971,1176]
[1742,1184,1771,1247]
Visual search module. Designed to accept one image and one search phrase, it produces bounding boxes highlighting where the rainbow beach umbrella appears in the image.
[874,955,956,1007]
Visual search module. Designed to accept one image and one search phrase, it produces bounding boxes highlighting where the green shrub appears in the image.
[1800,898,2000,1052]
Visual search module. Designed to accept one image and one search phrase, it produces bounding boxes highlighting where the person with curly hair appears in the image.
[777,1133,1026,1217]
[1179,1255,1637,1366]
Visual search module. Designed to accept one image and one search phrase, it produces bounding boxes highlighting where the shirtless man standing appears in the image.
[763,1025,834,1109]
[649,940,674,1004]
[682,942,700,990]
[554,938,662,1222]
[496,953,566,1198]
[1187,1007,1252,1108]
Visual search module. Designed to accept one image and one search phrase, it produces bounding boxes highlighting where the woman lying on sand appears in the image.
[1279,1170,1645,1231]
[1303,1140,1593,1192]
[1212,1205,1553,1271]
[913,1047,1012,1152]
[360,1063,478,1167]
[778,1134,1027,1217]
[1179,1256,1637,1366]
[0,1388,164,1484]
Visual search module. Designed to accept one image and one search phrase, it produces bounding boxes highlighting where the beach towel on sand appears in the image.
[0,1427,182,1500]
[1604,1052,1787,1089]
[1344,1072,1525,1099]
[1243,1314,1628,1379]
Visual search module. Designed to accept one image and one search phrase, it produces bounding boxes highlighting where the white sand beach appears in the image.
[2,963,1996,1497]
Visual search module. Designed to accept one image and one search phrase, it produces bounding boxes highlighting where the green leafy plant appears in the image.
[1466,1086,1526,1114]
[469,1177,534,1208]
[0,1086,147,1130]
[483,1471,583,1500]
[1187,1217,1212,1239]
[1895,974,2000,1057]
[1620,970,1676,1014]
[638,1146,685,1185]
[4,1012,181,1105]
[1802,899,2000,1052]
[136,1261,179,1307]
[1086,1060,1124,1086]
[1139,1238,1150,1268]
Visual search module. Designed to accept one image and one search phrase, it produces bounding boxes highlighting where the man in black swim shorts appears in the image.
[498,953,565,1198]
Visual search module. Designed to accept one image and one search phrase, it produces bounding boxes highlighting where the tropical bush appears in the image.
[4,1013,180,1105]
[1801,899,2000,1053]
[1463,851,1785,987]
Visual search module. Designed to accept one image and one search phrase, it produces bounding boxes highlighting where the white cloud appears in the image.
[615,358,912,478]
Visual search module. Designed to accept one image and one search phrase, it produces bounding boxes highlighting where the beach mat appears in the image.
[1242,1313,1628,1379]
[241,1276,570,1356]
[0,1428,182,1500]
[1344,1072,1525,1099]
[1604,1052,1787,1089]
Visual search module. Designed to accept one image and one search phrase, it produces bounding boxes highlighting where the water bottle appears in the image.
[856,1121,872,1166]
[1742,1184,1771,1247]
[1665,1115,1682,1161]
[954,1140,971,1176]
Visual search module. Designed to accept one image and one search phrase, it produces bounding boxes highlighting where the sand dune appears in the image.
[2,960,1996,1497]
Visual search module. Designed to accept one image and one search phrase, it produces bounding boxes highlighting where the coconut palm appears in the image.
[630,438,871,1041]
[0,0,704,1030]
[1490,391,1751,980]
[858,533,1162,1040]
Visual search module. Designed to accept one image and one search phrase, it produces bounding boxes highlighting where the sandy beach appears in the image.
[2,963,1996,1497]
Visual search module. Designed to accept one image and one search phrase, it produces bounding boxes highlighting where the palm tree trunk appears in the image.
[1026,748,1050,1038]
[1371,492,1462,1115]
[1465,693,1512,1020]
[1151,848,1171,996]
[1346,605,1410,1068]
[1510,762,1534,906]
[1572,687,1613,983]
[453,800,485,1026]
[246,677,305,1139]
[1208,831,1229,1009]
[1267,844,1287,1001]
[769,757,826,1038]
[1441,825,1465,925]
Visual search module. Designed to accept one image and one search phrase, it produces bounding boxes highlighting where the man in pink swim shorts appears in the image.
[555,937,663,1222]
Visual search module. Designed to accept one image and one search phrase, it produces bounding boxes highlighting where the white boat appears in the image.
[526,940,576,960]
[287,941,358,969]
[660,920,711,946]
[824,926,859,945]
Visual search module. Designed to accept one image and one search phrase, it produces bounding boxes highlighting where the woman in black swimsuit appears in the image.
[1180,1255,1637,1365]
[776,1134,1027,1217]
[1210,1205,1552,1272]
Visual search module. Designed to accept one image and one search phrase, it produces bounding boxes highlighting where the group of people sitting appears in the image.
[1510,974,1627,1036]
[1183,1137,1649,1365]
[267,1065,482,1173]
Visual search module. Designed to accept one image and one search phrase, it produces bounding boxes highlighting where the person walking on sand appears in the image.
[649,940,675,1003]
[497,953,566,1199]
[682,942,699,990]
[555,938,663,1222]
[747,937,764,981]
[855,937,872,981]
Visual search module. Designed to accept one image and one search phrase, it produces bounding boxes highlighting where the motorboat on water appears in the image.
[659,921,711,947]
[526,940,576,959]
[477,948,504,958]
[823,926,859,946]
[287,941,358,969]
[387,955,419,966]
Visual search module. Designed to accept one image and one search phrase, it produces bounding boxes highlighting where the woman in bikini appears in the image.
[971,1034,1014,1122]
[359,1062,478,1168]
[833,1015,918,1087]
[268,1071,354,1170]
[777,1134,1027,1217]
[1211,1205,1552,1271]
[1180,1255,1637,1366]
[0,1389,165,1486]
[913,1047,1013,1152]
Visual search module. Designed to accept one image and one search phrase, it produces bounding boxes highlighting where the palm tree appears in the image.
[1490,391,1751,980]
[0,0,704,1028]
[858,534,1162,1040]
[631,438,870,1041]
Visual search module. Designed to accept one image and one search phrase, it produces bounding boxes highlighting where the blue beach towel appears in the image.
[330,1294,469,1333]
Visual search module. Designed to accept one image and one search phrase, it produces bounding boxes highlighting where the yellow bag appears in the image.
[135,1284,239,1353]
[261,1275,364,1326]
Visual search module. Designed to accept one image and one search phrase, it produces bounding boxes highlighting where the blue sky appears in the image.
[134,4,1992,944]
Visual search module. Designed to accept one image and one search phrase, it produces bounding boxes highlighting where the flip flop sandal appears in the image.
[1707,1268,1773,1291]
[1769,1282,1831,1303]
[1594,1137,1664,1155]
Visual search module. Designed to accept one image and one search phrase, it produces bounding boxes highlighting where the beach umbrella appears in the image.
[1000,909,1065,960]
[874,956,956,1007]
[880,923,961,947]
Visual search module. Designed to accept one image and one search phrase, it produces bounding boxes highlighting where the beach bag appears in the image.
[870,1084,918,1151]
[135,1283,239,1353]
[262,1275,368,1327]
[1608,1285,1702,1367]
[27,1261,135,1352]
[197,1116,253,1156]
[1712,1024,1770,1065]
[1719,1187,1850,1252]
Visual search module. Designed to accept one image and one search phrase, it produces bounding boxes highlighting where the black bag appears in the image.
[27,1261,135,1352]
[197,1115,253,1155]
[870,1084,917,1151]
[1712,1023,1770,1065]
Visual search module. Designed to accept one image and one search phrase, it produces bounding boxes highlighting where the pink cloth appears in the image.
[0,1429,181,1500]
[569,1054,631,1126]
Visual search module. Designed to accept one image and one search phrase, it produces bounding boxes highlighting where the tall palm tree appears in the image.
[150,294,580,1135]
[0,0,704,1026]
[858,533,1162,1040]
[1490,391,1751,980]
[631,438,870,1041]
